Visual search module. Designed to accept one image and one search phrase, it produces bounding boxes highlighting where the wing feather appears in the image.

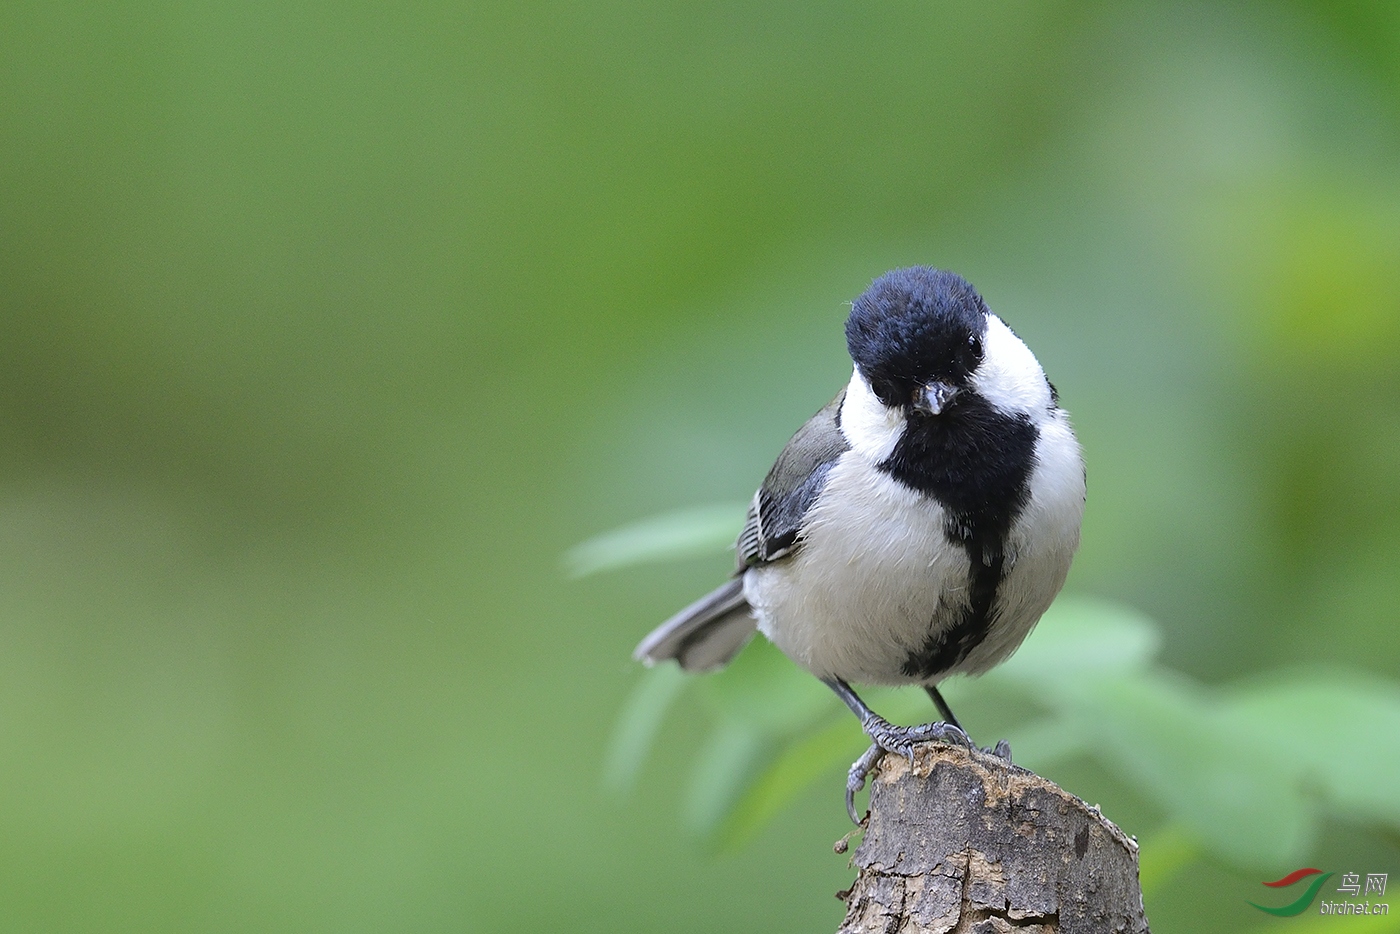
[633,578,754,671]
[637,388,851,673]
[737,388,850,569]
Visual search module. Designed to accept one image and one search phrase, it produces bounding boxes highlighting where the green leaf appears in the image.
[603,664,690,795]
[563,503,746,577]
[994,716,1092,772]
[683,720,769,837]
[685,639,843,838]
[989,595,1163,687]
[699,637,835,735]
[1136,823,1201,898]
[716,715,867,851]
[1225,670,1400,829]
[1060,672,1318,870]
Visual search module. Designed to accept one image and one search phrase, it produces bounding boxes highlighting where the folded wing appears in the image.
[634,388,851,672]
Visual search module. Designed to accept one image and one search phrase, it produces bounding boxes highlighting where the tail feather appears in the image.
[634,578,757,672]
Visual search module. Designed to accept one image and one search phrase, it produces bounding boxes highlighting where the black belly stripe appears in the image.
[878,395,1039,681]
[900,545,1002,679]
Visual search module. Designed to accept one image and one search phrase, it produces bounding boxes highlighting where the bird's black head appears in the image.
[845,267,989,413]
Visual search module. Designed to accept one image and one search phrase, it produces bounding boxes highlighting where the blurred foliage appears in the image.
[563,502,747,578]
[2,0,1400,931]
[592,516,1400,872]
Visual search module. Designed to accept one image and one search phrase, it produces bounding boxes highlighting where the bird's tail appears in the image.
[633,577,757,672]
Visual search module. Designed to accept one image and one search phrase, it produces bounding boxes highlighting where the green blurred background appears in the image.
[2,1,1399,930]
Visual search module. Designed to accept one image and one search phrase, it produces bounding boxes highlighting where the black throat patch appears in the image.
[879,394,1039,681]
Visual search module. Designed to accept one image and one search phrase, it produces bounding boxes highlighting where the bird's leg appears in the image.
[923,684,965,732]
[924,684,1014,763]
[826,678,971,753]
[823,678,971,823]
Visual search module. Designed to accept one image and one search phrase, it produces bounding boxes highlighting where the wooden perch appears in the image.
[837,742,1150,934]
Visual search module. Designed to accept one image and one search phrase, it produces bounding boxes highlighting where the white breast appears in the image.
[743,452,973,685]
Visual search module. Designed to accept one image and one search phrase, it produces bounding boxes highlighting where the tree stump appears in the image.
[837,742,1150,934]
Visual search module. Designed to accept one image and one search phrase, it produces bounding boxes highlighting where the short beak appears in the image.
[913,381,959,416]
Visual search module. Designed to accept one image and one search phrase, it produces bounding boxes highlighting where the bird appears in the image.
[634,266,1086,822]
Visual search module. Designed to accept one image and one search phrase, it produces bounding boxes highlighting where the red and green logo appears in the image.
[1249,868,1334,916]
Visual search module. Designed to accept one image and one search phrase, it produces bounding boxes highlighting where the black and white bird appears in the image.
[634,267,1085,822]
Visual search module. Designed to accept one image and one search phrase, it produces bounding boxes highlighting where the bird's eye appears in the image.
[957,334,982,371]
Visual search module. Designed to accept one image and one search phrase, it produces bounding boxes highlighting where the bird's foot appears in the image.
[987,738,1013,762]
[844,716,971,823]
[844,744,883,824]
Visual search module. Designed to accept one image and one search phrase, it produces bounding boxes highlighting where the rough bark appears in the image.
[836,742,1149,934]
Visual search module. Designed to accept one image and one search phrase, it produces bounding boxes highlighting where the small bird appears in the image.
[634,267,1085,822]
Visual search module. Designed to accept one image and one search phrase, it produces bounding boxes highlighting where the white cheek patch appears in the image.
[972,315,1053,417]
[839,368,904,462]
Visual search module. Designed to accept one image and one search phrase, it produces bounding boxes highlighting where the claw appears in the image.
[864,715,970,753]
[822,679,981,825]
[845,744,883,823]
[990,739,1013,762]
[842,717,972,824]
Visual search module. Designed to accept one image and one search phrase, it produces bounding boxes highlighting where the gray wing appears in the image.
[634,388,850,672]
[737,388,850,569]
